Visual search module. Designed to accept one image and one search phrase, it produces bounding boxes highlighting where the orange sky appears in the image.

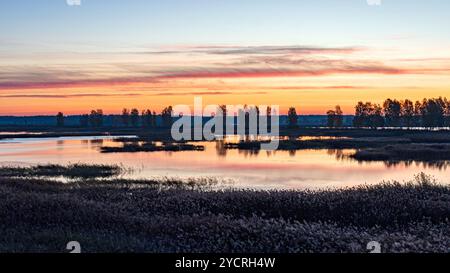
[1,45,450,116]
[2,1,450,116]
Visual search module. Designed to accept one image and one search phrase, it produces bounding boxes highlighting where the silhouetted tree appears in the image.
[421,98,444,127]
[335,105,344,127]
[56,112,64,127]
[401,99,414,127]
[121,108,130,127]
[130,108,140,127]
[353,102,365,127]
[383,99,401,126]
[326,110,336,127]
[141,109,153,128]
[353,97,450,128]
[353,102,384,128]
[161,106,173,127]
[152,111,157,127]
[414,100,423,126]
[326,106,344,128]
[370,104,385,128]
[287,107,298,128]
[443,97,450,126]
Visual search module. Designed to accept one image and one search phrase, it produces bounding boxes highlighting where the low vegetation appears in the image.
[0,164,123,179]
[100,141,204,153]
[0,166,449,253]
[224,130,450,164]
[225,137,410,151]
[351,144,450,162]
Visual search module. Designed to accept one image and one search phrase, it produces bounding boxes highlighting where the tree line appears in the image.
[353,97,450,128]
[54,97,450,128]
[56,107,174,128]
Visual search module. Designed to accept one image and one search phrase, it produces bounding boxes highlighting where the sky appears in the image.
[1,0,450,115]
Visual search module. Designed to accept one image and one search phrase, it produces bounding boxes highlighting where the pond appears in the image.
[0,135,449,189]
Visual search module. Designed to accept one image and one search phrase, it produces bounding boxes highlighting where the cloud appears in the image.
[135,45,361,56]
[395,57,450,62]
[0,76,158,90]
[272,85,364,90]
[0,65,424,90]
[1,44,449,91]
[199,45,361,55]
[157,66,407,80]
[150,91,267,96]
[0,93,142,98]
[0,91,268,98]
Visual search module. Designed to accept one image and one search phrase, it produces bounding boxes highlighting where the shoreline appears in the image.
[4,128,450,163]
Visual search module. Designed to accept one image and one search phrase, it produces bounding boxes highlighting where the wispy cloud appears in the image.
[157,65,406,80]
[0,93,142,98]
[0,66,435,90]
[134,45,362,56]
[193,45,360,55]
[150,91,267,96]
[1,44,449,91]
[271,85,365,90]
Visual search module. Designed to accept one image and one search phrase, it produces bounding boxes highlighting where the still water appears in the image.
[0,135,449,189]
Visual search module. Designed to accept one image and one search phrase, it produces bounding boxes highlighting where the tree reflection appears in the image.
[215,140,227,157]
[327,149,450,170]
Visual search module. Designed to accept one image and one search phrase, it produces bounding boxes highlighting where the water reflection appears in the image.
[376,159,450,170]
[0,135,449,189]
[215,140,227,157]
[56,140,65,151]
[325,148,450,170]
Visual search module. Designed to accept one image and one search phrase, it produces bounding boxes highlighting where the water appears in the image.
[0,135,449,189]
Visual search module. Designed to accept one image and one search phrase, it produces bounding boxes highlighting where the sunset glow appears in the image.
[1,0,450,115]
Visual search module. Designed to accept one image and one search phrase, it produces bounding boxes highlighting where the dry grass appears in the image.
[0,166,449,253]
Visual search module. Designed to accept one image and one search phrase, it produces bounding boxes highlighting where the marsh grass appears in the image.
[351,144,450,162]
[100,141,204,153]
[0,164,123,179]
[0,165,449,253]
[225,138,411,151]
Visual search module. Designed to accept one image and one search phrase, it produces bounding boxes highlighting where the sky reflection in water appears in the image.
[0,135,449,189]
